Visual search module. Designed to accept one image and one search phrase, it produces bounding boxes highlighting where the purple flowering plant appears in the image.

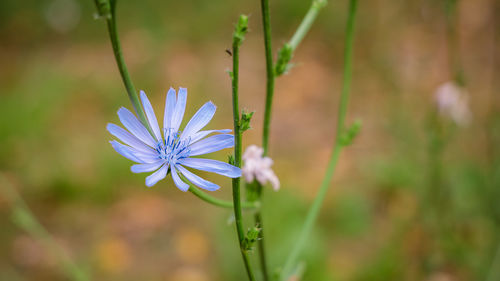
[94,0,359,280]
[107,89,240,189]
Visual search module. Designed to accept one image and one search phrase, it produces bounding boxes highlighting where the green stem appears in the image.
[444,0,465,86]
[288,0,327,51]
[232,16,256,281]
[275,0,327,76]
[258,0,275,279]
[486,237,500,281]
[261,0,276,156]
[104,0,153,135]
[281,0,358,279]
[257,0,327,277]
[0,174,89,281]
[255,211,270,280]
[188,186,259,209]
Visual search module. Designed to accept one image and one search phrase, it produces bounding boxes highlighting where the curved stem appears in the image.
[188,186,258,209]
[0,174,89,281]
[288,0,327,50]
[255,211,270,280]
[280,0,358,279]
[232,16,256,281]
[258,0,275,279]
[105,0,153,135]
[261,0,276,156]
[444,0,465,85]
[275,0,327,77]
[486,237,500,281]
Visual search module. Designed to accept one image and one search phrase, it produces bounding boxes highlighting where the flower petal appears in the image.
[145,164,169,187]
[117,107,156,147]
[171,164,190,191]
[110,139,159,163]
[107,123,156,154]
[268,172,280,191]
[163,87,176,130]
[171,87,187,132]
[189,129,232,144]
[177,165,220,191]
[180,101,216,140]
[109,140,143,163]
[131,161,164,173]
[256,169,280,191]
[140,90,162,141]
[188,134,234,156]
[134,151,161,163]
[178,158,241,178]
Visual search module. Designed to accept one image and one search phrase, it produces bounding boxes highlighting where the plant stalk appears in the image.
[257,0,275,279]
[289,0,327,51]
[232,15,256,281]
[280,0,358,279]
[0,174,89,281]
[188,186,259,209]
[486,236,500,281]
[103,0,153,135]
[261,0,276,156]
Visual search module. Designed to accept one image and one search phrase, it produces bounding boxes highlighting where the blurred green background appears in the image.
[0,0,499,280]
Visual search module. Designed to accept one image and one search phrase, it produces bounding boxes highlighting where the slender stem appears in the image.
[288,0,327,51]
[280,146,341,279]
[188,186,259,209]
[104,0,153,135]
[256,1,327,277]
[255,211,270,280]
[486,237,500,281]
[444,0,465,85]
[0,174,89,281]
[258,0,275,279]
[261,0,276,156]
[281,0,358,279]
[232,16,256,281]
[275,0,327,77]
[232,19,243,242]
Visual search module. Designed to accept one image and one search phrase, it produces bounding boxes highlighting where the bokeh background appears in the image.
[0,0,499,280]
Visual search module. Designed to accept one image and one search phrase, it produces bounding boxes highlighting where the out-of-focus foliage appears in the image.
[0,0,498,280]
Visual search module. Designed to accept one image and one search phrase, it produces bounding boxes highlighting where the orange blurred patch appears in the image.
[173,227,209,264]
[111,194,171,240]
[169,267,208,281]
[95,237,132,274]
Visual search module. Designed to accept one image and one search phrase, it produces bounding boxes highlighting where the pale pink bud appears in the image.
[242,145,280,191]
[434,82,472,126]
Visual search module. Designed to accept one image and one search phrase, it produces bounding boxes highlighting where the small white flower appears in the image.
[242,145,280,191]
[434,81,472,126]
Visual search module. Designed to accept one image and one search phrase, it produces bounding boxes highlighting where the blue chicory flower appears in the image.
[107,87,241,190]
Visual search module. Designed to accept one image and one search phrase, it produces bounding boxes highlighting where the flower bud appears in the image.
[275,43,293,76]
[233,14,249,46]
[242,226,261,251]
[240,110,254,132]
[94,0,111,19]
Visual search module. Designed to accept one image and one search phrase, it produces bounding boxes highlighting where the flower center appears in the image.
[156,128,191,163]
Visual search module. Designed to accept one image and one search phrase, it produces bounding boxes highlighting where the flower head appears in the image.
[242,145,280,191]
[107,88,241,190]
[434,82,472,126]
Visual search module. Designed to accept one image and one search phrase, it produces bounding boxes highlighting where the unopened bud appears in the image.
[242,225,261,251]
[240,110,254,132]
[228,154,236,166]
[94,0,111,19]
[275,43,293,76]
[233,14,249,46]
[339,120,362,146]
